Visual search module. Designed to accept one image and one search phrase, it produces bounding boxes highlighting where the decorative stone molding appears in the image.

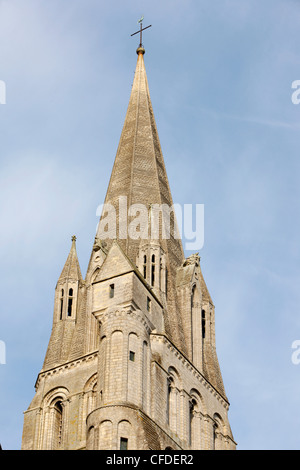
[150,334,229,410]
[183,253,200,267]
[94,304,154,335]
[35,352,98,389]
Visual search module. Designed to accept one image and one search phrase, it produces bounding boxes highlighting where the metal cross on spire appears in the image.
[131,16,152,48]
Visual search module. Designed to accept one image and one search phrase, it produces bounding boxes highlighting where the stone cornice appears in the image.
[35,351,98,390]
[93,303,155,335]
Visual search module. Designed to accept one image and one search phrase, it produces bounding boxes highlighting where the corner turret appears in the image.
[42,236,83,370]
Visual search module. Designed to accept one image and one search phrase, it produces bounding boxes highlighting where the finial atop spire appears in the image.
[72,235,77,243]
[131,17,152,54]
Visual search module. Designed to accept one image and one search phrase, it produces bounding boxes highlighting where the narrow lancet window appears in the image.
[143,255,147,279]
[53,400,63,449]
[189,399,196,446]
[151,254,155,286]
[202,310,206,339]
[60,289,64,320]
[167,377,173,425]
[213,423,218,450]
[68,288,73,317]
[191,285,196,308]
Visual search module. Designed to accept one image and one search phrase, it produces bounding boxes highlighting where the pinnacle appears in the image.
[58,236,83,283]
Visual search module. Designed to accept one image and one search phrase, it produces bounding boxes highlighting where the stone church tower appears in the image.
[22,43,236,450]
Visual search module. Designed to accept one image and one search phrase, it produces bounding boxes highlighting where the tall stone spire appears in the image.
[99,48,184,258]
[95,48,187,352]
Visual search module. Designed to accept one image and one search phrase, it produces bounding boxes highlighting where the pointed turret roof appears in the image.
[58,236,83,283]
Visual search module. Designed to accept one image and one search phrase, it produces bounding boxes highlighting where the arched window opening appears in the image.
[167,376,173,425]
[191,285,196,308]
[151,255,155,286]
[52,400,63,450]
[60,289,64,320]
[160,257,163,290]
[68,288,73,317]
[189,398,197,446]
[213,423,218,450]
[143,255,147,279]
[189,390,203,449]
[202,310,206,339]
[212,414,224,450]
[42,388,69,450]
[166,368,181,435]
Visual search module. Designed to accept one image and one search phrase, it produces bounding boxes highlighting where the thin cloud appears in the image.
[200,107,300,130]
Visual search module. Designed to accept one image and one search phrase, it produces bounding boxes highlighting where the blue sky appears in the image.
[0,0,300,450]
